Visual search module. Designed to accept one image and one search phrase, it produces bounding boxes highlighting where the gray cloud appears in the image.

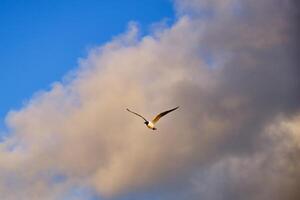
[0,0,299,199]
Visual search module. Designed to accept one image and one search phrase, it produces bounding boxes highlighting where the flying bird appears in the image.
[126,106,179,130]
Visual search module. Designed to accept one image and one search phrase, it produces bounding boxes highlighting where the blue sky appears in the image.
[0,0,174,131]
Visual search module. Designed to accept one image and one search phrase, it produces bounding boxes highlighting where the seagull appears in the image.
[126,106,179,130]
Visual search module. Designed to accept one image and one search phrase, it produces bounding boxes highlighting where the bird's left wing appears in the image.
[126,108,148,122]
[152,106,179,124]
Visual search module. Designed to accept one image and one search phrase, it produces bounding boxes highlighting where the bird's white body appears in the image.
[146,121,155,130]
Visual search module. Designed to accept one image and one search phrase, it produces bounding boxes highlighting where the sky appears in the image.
[0,0,174,130]
[0,0,300,200]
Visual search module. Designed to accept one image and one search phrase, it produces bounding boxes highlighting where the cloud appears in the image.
[0,0,299,199]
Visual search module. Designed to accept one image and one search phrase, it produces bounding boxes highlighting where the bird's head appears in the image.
[144,121,149,125]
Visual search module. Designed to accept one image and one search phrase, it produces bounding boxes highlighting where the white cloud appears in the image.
[0,0,299,199]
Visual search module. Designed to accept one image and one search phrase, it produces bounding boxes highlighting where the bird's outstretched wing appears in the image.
[126,108,148,122]
[152,106,179,124]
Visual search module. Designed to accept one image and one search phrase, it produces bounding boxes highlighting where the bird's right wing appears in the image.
[152,106,179,124]
[126,108,148,122]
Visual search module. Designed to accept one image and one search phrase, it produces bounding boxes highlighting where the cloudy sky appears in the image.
[0,0,299,200]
